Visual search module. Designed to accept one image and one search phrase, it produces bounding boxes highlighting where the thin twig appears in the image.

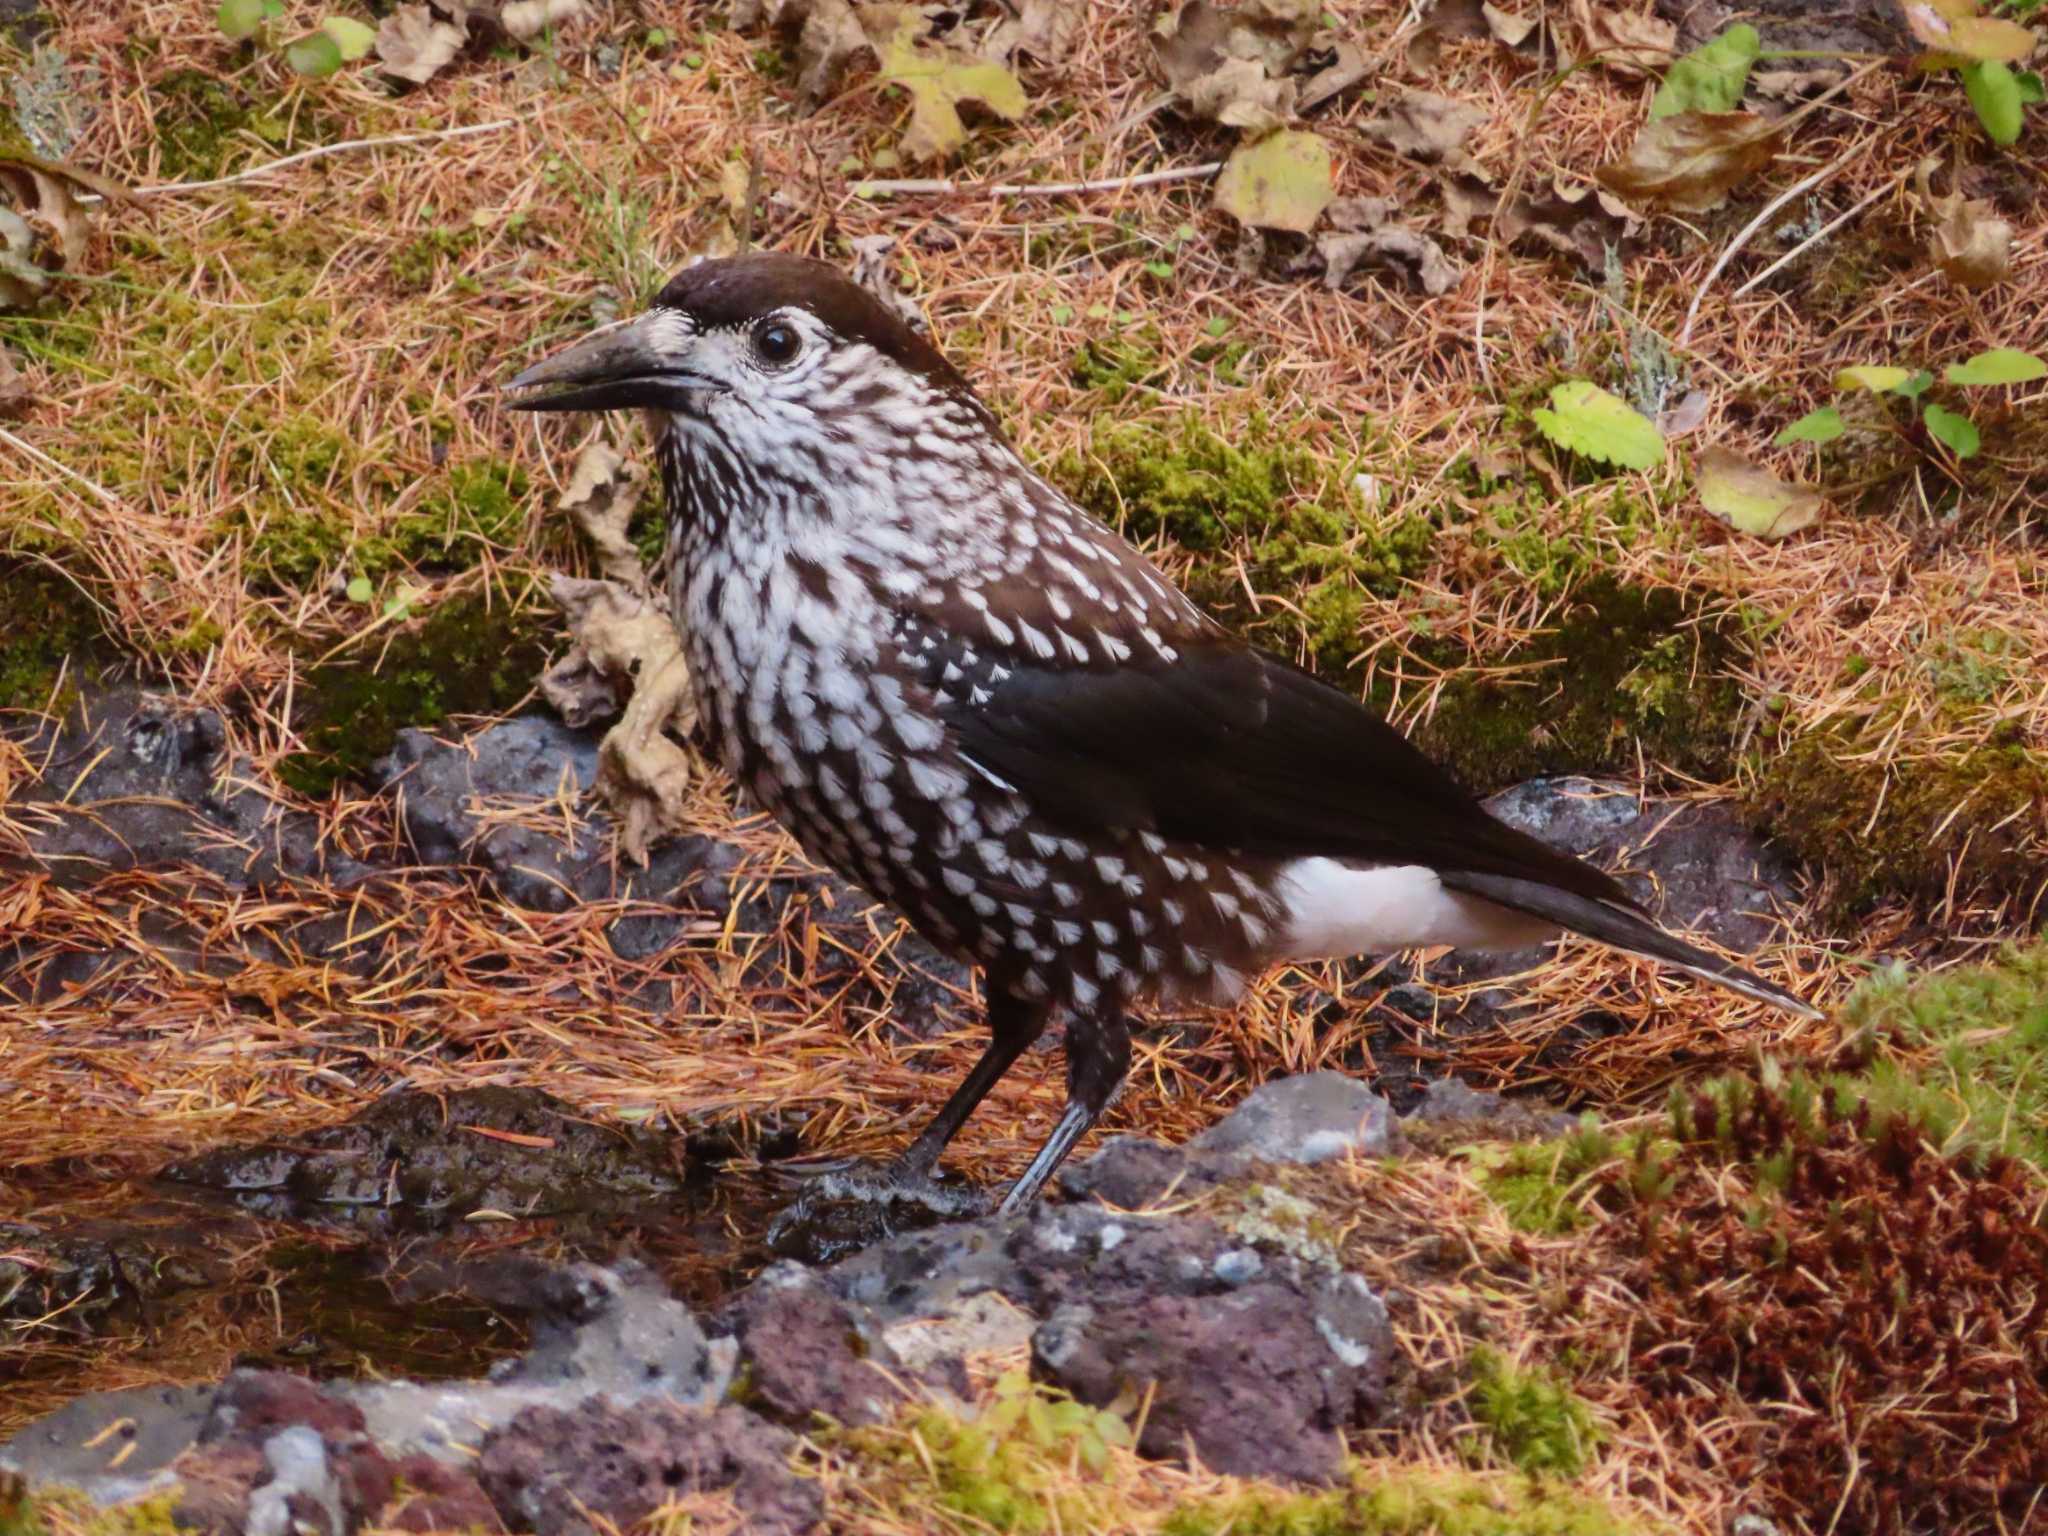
[848,161,1224,200]
[82,120,520,203]
[1676,59,1888,346]
[1729,161,1916,301]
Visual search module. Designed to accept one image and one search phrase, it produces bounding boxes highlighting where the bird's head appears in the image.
[507,252,990,451]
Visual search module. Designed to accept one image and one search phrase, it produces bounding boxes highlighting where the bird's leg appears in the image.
[997,1005,1130,1215]
[893,988,1050,1183]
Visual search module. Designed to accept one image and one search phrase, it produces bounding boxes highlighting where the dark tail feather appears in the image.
[1440,871,1823,1020]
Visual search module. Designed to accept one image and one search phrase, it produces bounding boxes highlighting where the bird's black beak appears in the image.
[505,312,720,413]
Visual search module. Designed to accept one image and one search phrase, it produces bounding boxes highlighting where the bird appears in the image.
[508,251,1820,1214]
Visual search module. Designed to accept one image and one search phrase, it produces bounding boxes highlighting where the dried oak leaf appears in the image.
[0,152,124,310]
[1296,39,1368,112]
[1595,110,1780,214]
[1568,0,1675,76]
[1361,89,1486,166]
[1917,159,2011,288]
[1153,0,1318,128]
[1441,170,1636,269]
[543,575,699,864]
[559,440,648,591]
[986,0,1079,67]
[1318,226,1460,295]
[376,3,470,84]
[733,0,876,105]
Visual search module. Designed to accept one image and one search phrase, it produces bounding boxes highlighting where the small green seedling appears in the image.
[1777,345,2043,463]
[1904,0,2044,148]
[218,3,377,80]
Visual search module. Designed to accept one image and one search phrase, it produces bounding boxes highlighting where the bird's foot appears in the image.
[763,1157,989,1266]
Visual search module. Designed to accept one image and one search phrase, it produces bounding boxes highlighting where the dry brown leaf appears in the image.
[985,0,1079,66]
[1481,3,1539,47]
[1153,0,1318,126]
[737,0,877,105]
[542,576,699,864]
[1318,226,1460,295]
[1440,170,1636,269]
[559,440,648,592]
[0,341,31,418]
[1917,160,2012,289]
[0,154,117,309]
[1361,90,1486,166]
[376,3,469,84]
[1569,0,1676,75]
[1410,0,1542,58]
[499,0,585,40]
[1297,38,1368,112]
[1595,111,1780,213]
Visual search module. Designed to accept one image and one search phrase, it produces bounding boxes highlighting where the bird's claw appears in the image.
[763,1157,990,1265]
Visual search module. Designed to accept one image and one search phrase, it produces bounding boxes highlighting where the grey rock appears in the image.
[1402,1076,1577,1138]
[0,1383,216,1504]
[1056,1135,1193,1207]
[1189,1071,1396,1169]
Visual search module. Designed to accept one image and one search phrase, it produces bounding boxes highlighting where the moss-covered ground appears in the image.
[2,2,2046,1533]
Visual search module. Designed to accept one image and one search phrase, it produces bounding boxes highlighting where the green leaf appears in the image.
[876,17,1027,163]
[345,575,373,604]
[2016,70,2045,105]
[1204,315,1231,338]
[1650,24,1761,118]
[1836,365,1914,394]
[1144,259,1174,279]
[217,0,268,38]
[285,30,346,76]
[1776,405,1845,446]
[1962,59,2025,146]
[1923,402,1982,459]
[1213,129,1335,235]
[1945,346,2047,385]
[1530,381,1667,471]
[1049,303,1073,324]
[1695,446,1825,539]
[321,15,377,61]
[1895,369,1936,400]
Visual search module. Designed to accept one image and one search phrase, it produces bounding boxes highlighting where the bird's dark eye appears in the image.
[751,319,802,367]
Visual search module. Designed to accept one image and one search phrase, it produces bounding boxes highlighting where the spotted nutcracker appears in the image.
[509,252,1818,1211]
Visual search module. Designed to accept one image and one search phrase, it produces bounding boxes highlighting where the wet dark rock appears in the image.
[713,1262,908,1426]
[377,716,971,1033]
[476,1400,821,1536]
[1655,0,1906,57]
[7,689,371,891]
[1034,1270,1390,1483]
[163,1086,693,1234]
[0,1222,213,1334]
[765,1163,989,1267]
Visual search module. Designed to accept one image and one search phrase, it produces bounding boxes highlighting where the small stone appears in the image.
[714,1263,907,1425]
[1190,1071,1395,1169]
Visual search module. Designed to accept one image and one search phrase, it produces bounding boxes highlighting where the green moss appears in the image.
[1399,578,1746,795]
[277,590,552,796]
[1746,716,2047,920]
[834,1373,1133,1535]
[1835,941,2048,1173]
[388,459,531,567]
[1161,1467,1636,1536]
[1473,1118,1618,1236]
[1467,1348,1601,1477]
[0,562,117,713]
[149,70,307,182]
[1054,412,1433,670]
[2,1487,182,1536]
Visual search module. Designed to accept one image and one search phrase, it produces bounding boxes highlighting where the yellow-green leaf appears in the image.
[877,18,1026,164]
[1946,346,2046,385]
[1835,365,1914,393]
[322,14,377,60]
[1904,3,2039,63]
[1923,402,1981,458]
[1213,129,1334,234]
[1775,405,1845,446]
[1530,380,1666,470]
[1695,447,1825,538]
[1650,24,1761,118]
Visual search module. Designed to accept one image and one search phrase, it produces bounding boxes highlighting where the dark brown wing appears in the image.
[943,633,1635,910]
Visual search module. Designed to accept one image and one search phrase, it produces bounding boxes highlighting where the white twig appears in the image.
[1677,152,1852,348]
[81,119,520,203]
[1729,162,1915,301]
[849,161,1225,200]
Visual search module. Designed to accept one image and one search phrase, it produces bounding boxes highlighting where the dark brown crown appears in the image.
[654,253,971,394]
